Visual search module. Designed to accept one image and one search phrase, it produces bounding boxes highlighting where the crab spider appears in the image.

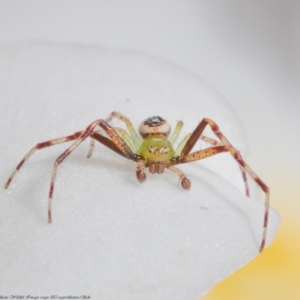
[5,111,270,252]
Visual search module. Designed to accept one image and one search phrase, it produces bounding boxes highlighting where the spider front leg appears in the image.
[87,111,141,158]
[107,111,142,148]
[168,145,229,190]
[87,127,136,158]
[23,120,136,223]
[86,113,113,158]
[174,132,250,197]
[180,118,270,252]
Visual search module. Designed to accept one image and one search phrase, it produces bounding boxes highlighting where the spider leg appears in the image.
[4,131,84,189]
[179,145,229,163]
[200,135,249,197]
[175,134,222,154]
[179,118,269,252]
[168,146,229,189]
[169,120,184,145]
[200,135,221,146]
[86,113,115,158]
[87,127,137,158]
[47,119,138,223]
[169,122,218,149]
[87,129,105,158]
[88,111,142,158]
[176,133,249,196]
[107,111,142,148]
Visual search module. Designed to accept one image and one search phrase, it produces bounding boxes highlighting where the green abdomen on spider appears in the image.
[138,138,175,162]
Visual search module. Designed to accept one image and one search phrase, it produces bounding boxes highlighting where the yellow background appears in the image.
[203,169,300,299]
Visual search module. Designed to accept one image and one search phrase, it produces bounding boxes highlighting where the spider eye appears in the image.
[139,116,171,138]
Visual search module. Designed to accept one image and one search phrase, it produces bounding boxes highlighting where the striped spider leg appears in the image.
[5,119,138,223]
[87,111,141,159]
[173,118,270,252]
[176,133,250,197]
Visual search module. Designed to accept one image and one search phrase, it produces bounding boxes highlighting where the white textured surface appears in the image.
[0,44,279,299]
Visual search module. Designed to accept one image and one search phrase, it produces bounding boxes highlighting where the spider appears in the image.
[4,111,270,252]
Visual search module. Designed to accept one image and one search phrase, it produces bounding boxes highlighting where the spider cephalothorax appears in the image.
[5,111,270,252]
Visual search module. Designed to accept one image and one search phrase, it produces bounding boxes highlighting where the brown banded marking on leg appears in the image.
[87,129,105,158]
[180,132,249,197]
[166,165,191,190]
[107,111,142,147]
[207,119,269,251]
[46,121,99,223]
[87,127,136,158]
[179,117,270,251]
[240,166,250,197]
[179,145,229,163]
[47,119,138,223]
[4,132,84,189]
[89,132,129,159]
[241,165,270,252]
[260,190,270,251]
[218,141,270,251]
[98,121,135,159]
[87,127,137,159]
[200,135,250,197]
[86,111,115,157]
[48,144,82,223]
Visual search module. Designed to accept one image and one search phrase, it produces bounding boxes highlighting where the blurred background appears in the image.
[0,1,299,298]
